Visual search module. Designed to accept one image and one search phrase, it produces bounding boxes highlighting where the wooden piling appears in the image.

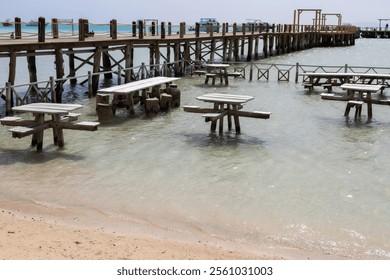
[38,17,46,43]
[52,18,59,39]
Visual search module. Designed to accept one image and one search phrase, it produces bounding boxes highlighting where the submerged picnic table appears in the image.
[183,93,271,133]
[320,83,389,118]
[0,103,99,151]
[97,77,180,116]
[300,72,390,92]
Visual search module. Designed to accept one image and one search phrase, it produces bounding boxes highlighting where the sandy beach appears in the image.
[0,207,283,260]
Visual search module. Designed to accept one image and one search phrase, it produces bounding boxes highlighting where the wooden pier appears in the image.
[0,16,356,105]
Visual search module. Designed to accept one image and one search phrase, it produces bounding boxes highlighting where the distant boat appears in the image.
[236,19,270,32]
[26,20,48,26]
[188,18,219,32]
[2,19,13,26]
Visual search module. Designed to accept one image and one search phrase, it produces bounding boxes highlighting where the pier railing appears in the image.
[0,17,357,41]
[2,60,390,116]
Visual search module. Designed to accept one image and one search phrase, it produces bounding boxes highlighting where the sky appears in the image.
[2,0,388,27]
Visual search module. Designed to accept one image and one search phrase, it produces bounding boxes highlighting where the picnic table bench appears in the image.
[183,93,271,133]
[320,83,389,119]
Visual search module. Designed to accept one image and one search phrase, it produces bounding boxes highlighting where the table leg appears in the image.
[52,114,65,147]
[32,114,44,151]
[227,105,232,131]
[218,109,224,134]
[367,93,373,118]
[232,105,241,133]
[210,103,219,132]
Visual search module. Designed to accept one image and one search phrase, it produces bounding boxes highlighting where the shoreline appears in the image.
[0,207,279,260]
[0,203,349,260]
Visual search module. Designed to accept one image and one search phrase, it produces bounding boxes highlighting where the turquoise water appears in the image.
[1,39,390,259]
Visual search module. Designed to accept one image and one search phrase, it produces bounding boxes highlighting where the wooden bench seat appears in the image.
[183,105,218,114]
[74,121,100,131]
[61,113,81,122]
[193,70,207,76]
[0,116,22,122]
[234,110,272,119]
[303,83,314,91]
[323,83,333,92]
[9,126,37,138]
[202,112,223,122]
[205,73,217,85]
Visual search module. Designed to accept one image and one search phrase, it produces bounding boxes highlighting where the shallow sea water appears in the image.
[1,39,390,259]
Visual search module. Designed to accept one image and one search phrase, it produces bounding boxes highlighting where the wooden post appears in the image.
[161,22,166,39]
[168,22,172,36]
[138,20,144,39]
[124,43,133,83]
[50,76,56,103]
[27,51,38,86]
[179,22,184,38]
[149,44,155,74]
[38,17,46,43]
[102,48,113,79]
[78,18,85,41]
[55,48,65,102]
[155,42,161,76]
[92,47,102,96]
[52,18,59,39]
[174,43,181,76]
[88,71,93,98]
[151,21,156,36]
[110,19,117,39]
[14,17,21,39]
[195,23,200,37]
[6,82,13,115]
[132,21,137,37]
[210,39,216,62]
[68,48,77,84]
[247,36,253,61]
[8,51,16,85]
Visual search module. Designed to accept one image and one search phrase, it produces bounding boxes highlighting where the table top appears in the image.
[340,83,383,92]
[299,72,354,77]
[196,93,254,105]
[12,103,83,115]
[204,63,230,68]
[300,72,390,79]
[97,77,180,95]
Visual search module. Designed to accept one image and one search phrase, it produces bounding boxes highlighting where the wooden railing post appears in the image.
[132,21,137,37]
[151,21,156,36]
[168,22,172,36]
[161,22,166,39]
[110,19,117,39]
[14,17,22,39]
[50,76,56,103]
[52,18,59,39]
[195,23,200,37]
[116,66,121,85]
[138,20,144,39]
[78,18,85,41]
[38,17,46,42]
[5,82,13,115]
[88,71,93,98]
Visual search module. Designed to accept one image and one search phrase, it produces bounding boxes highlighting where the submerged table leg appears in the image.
[232,105,241,133]
[227,105,232,130]
[32,114,44,151]
[52,114,65,147]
